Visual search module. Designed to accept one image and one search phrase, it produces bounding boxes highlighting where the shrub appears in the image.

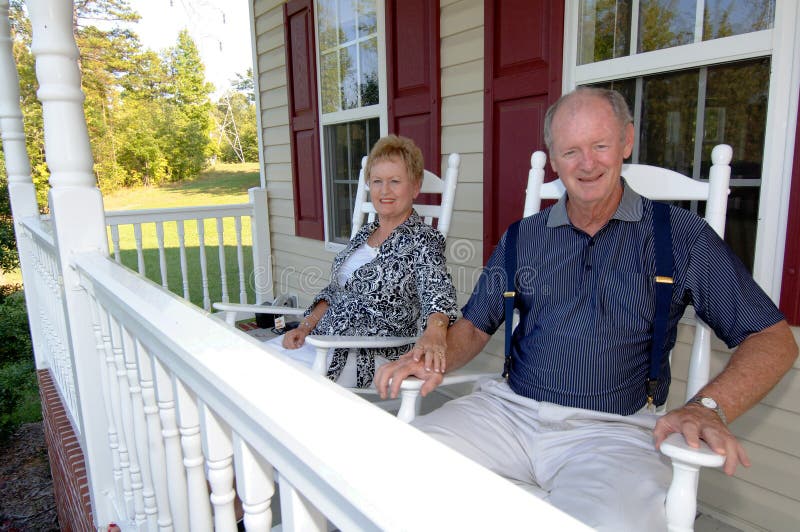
[0,286,33,366]
[0,285,40,442]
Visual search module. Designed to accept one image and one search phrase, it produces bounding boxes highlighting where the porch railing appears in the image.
[103,187,273,312]
[70,248,587,530]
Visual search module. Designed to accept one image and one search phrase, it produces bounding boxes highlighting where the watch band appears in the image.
[686,394,727,424]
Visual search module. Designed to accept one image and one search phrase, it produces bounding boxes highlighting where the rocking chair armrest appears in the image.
[659,432,725,468]
[304,335,419,350]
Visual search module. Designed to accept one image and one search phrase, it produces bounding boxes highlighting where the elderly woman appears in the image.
[268,135,458,388]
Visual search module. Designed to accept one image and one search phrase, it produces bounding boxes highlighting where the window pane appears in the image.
[320,52,340,114]
[640,70,699,176]
[703,0,774,40]
[638,0,695,53]
[360,37,378,106]
[339,0,357,43]
[318,0,338,51]
[577,0,632,64]
[324,118,380,243]
[340,44,359,110]
[703,59,770,270]
[358,0,377,36]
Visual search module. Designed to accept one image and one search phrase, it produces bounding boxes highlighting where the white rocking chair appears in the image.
[525,145,733,532]
[216,153,496,421]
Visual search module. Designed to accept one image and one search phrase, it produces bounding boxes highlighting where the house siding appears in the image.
[252,1,800,529]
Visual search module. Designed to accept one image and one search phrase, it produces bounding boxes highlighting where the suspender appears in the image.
[502,220,521,379]
[501,203,673,406]
[648,201,673,409]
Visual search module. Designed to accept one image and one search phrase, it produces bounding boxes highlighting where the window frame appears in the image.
[313,0,389,252]
[562,0,800,304]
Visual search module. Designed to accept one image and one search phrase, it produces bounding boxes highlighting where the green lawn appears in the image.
[103,163,262,308]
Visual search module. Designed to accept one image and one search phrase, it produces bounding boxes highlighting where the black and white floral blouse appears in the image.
[308,210,458,387]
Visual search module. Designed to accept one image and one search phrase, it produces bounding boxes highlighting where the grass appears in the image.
[102,162,262,309]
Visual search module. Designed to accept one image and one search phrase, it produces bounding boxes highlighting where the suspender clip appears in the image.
[646,379,658,413]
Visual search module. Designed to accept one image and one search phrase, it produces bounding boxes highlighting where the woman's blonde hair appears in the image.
[364,135,425,186]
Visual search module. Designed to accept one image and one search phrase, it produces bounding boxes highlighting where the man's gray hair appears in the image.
[543,87,633,151]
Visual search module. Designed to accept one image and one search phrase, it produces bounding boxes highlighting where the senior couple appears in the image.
[275,87,798,531]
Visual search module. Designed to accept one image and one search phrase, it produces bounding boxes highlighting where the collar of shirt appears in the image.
[546,178,643,228]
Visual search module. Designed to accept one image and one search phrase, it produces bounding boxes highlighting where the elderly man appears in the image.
[375,87,798,531]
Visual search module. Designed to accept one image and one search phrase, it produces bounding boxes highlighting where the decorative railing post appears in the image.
[26,0,115,525]
[0,0,48,366]
[249,187,273,304]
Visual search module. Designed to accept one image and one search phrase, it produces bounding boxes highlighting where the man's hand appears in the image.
[374,351,444,400]
[653,403,750,475]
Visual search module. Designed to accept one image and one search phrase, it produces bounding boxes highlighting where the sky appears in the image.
[124,0,253,97]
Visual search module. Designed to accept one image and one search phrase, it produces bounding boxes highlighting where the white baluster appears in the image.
[120,326,152,527]
[107,314,136,519]
[156,221,168,289]
[279,476,327,532]
[233,435,274,531]
[234,217,247,303]
[89,292,126,514]
[197,218,211,310]
[134,341,173,531]
[216,217,230,303]
[134,223,145,275]
[200,403,237,531]
[111,225,122,263]
[152,358,189,532]
[173,379,213,531]
[176,220,191,300]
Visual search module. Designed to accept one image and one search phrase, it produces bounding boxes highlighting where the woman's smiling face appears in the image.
[368,156,421,225]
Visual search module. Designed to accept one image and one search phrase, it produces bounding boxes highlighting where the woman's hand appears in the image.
[410,313,449,373]
[282,327,308,349]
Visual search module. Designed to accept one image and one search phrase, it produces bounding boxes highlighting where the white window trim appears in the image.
[313,0,389,252]
[562,0,800,303]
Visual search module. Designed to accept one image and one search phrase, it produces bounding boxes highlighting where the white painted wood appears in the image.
[177,220,190,300]
[233,435,274,532]
[119,323,148,525]
[24,0,117,523]
[216,217,230,303]
[155,221,168,289]
[133,223,145,275]
[199,402,237,532]
[69,250,589,530]
[173,378,213,532]
[152,357,189,532]
[197,218,211,310]
[133,340,174,530]
[249,187,274,304]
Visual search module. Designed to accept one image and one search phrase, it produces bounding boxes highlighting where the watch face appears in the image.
[700,397,718,409]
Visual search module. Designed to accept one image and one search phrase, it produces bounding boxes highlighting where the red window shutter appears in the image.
[482,0,564,263]
[385,0,440,172]
[284,0,324,240]
[780,108,800,324]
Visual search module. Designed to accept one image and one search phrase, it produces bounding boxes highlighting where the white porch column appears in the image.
[0,1,48,367]
[26,0,115,526]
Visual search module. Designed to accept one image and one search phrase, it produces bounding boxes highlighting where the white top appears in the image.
[337,242,378,285]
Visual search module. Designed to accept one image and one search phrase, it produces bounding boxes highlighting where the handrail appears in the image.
[71,250,587,530]
[105,202,252,224]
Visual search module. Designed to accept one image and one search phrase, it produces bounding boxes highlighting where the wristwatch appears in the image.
[686,395,727,424]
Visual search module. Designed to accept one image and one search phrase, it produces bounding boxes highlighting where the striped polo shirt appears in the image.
[463,180,784,415]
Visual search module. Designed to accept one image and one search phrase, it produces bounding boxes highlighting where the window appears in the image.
[567,0,799,301]
[316,0,387,245]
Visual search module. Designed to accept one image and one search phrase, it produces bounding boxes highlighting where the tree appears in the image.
[161,29,214,181]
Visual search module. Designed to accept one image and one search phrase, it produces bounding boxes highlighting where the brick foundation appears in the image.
[38,369,94,532]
